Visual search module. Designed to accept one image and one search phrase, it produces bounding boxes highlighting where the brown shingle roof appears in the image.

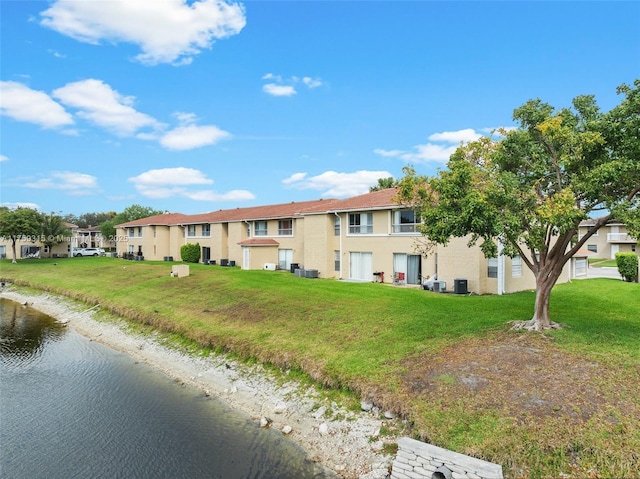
[325,187,401,212]
[115,188,404,228]
[237,238,280,246]
[188,198,340,223]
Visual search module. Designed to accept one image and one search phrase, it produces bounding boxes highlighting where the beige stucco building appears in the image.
[578,219,639,259]
[114,188,582,295]
[0,223,110,259]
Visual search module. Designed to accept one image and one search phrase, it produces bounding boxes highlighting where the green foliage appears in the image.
[0,207,43,238]
[40,212,72,256]
[0,207,43,262]
[369,177,399,192]
[2,260,640,478]
[63,211,116,229]
[397,81,640,327]
[615,252,638,282]
[101,204,164,240]
[180,243,201,263]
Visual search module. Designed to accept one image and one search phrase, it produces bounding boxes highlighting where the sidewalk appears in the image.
[583,266,622,280]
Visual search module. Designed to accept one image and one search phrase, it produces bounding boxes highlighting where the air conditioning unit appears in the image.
[304,269,319,279]
[433,280,446,293]
[264,263,277,271]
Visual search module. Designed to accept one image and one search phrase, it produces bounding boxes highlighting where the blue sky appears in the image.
[1,0,638,216]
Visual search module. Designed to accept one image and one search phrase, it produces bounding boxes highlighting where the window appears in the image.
[137,227,142,237]
[393,210,420,233]
[334,215,341,236]
[128,227,135,237]
[334,250,340,271]
[278,220,292,236]
[153,226,157,238]
[187,225,196,237]
[488,258,498,278]
[202,224,211,237]
[255,221,267,236]
[512,256,522,277]
[349,213,373,234]
[587,244,597,253]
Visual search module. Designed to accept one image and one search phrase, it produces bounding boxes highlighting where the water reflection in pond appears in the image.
[0,298,332,479]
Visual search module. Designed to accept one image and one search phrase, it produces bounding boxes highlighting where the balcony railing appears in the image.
[607,233,637,243]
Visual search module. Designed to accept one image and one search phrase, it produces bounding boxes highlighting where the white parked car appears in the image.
[73,248,106,257]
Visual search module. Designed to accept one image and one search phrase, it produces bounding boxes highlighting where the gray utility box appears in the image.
[454,278,468,294]
[304,269,318,278]
[433,281,446,293]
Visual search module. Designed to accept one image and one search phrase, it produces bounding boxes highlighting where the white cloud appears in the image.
[128,167,253,202]
[281,172,307,185]
[282,170,392,198]
[174,112,199,124]
[130,167,214,187]
[53,79,163,136]
[1,202,41,210]
[302,76,323,89]
[0,81,74,129]
[22,171,99,196]
[184,189,255,201]
[404,143,459,163]
[428,128,482,143]
[262,73,324,96]
[263,83,297,97]
[372,148,405,158]
[0,155,9,162]
[262,73,281,81]
[374,128,486,164]
[159,124,231,150]
[40,0,246,66]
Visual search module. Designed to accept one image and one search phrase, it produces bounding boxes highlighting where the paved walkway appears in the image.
[583,266,622,280]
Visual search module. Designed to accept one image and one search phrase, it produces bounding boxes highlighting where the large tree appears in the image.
[397,81,640,330]
[0,207,44,263]
[100,204,164,240]
[63,211,116,228]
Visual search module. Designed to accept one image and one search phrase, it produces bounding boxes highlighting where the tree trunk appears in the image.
[11,238,17,264]
[530,275,555,329]
[513,267,563,331]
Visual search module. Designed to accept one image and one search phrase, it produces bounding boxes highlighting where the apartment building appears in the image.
[578,219,639,259]
[116,188,578,295]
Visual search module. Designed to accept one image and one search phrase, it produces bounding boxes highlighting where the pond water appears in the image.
[0,298,331,478]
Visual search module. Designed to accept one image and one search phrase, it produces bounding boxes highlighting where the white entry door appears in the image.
[610,244,619,260]
[242,247,250,270]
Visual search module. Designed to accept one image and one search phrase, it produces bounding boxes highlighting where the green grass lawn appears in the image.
[589,258,618,267]
[2,257,639,478]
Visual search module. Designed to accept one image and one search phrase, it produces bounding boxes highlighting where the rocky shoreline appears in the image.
[0,286,395,478]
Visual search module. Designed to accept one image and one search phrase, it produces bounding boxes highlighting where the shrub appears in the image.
[180,243,201,263]
[615,252,639,282]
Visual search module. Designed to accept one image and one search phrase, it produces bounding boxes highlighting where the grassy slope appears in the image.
[2,257,639,478]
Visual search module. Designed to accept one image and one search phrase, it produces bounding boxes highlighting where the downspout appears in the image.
[334,212,343,280]
[497,240,505,295]
[243,220,252,270]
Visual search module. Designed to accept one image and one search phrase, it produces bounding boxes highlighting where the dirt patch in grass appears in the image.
[402,330,640,423]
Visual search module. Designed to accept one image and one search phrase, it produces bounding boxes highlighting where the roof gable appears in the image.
[326,188,401,212]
